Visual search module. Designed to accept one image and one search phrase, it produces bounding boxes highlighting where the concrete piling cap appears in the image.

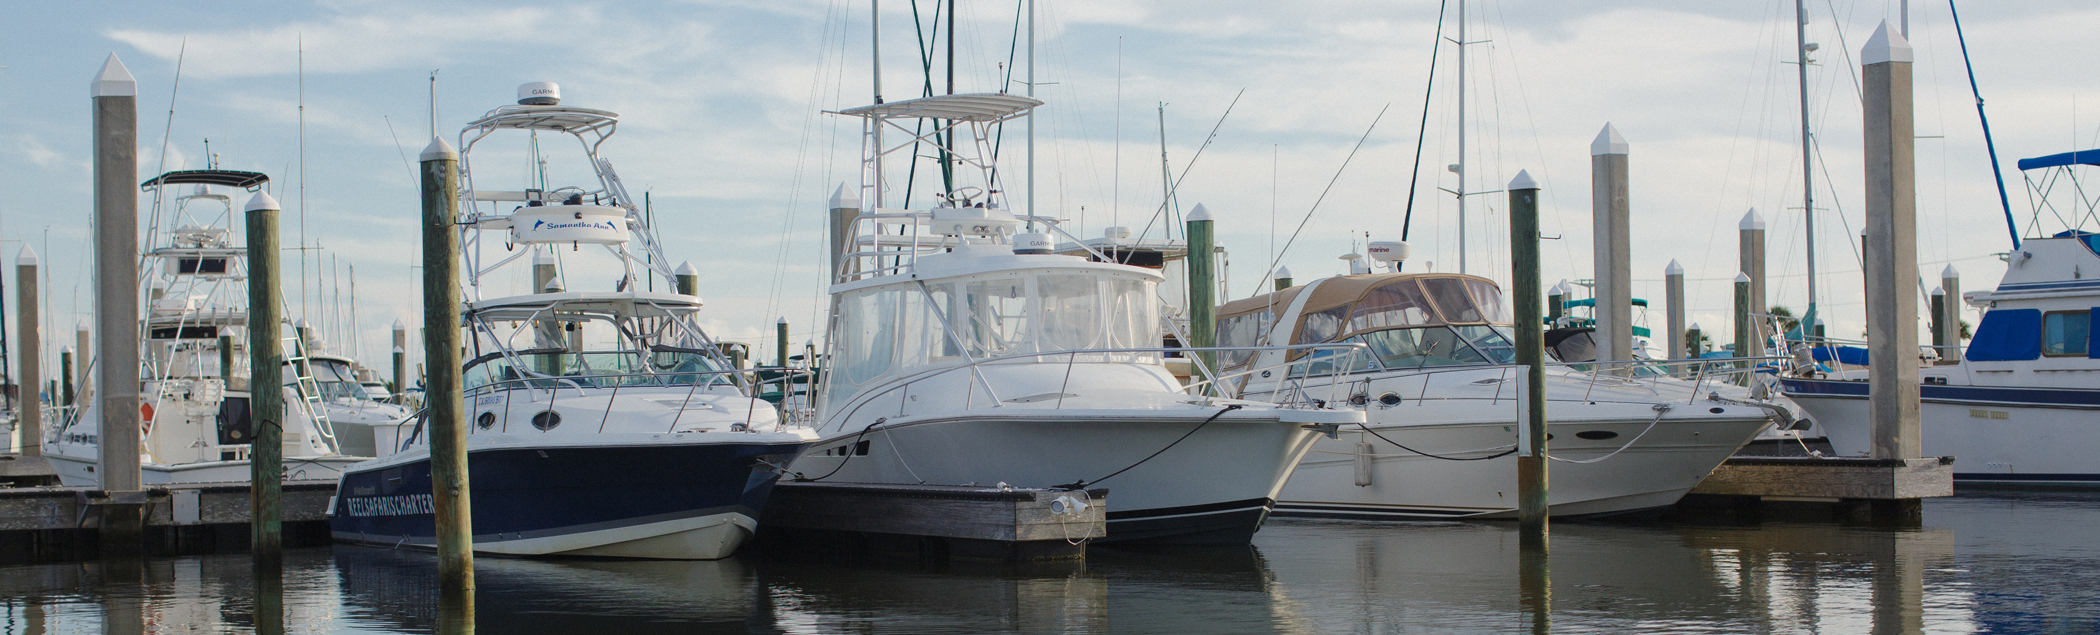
[1942,263,1960,279]
[91,53,137,97]
[1931,285,1945,296]
[16,244,36,266]
[1862,20,1914,65]
[828,183,855,210]
[392,319,406,331]
[777,316,788,324]
[1508,169,1539,190]
[533,250,557,265]
[1665,259,1683,276]
[1589,124,1628,156]
[1740,208,1766,231]
[1689,322,1702,331]
[1275,265,1293,279]
[1735,272,1752,283]
[1186,204,1213,222]
[419,136,459,161]
[296,319,311,329]
[393,346,405,354]
[244,191,281,213]
[675,261,699,276]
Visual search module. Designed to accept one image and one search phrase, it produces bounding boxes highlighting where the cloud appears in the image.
[106,5,582,79]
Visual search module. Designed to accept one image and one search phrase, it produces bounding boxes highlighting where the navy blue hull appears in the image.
[330,441,807,550]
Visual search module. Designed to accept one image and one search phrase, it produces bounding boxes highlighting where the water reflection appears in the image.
[0,491,2095,633]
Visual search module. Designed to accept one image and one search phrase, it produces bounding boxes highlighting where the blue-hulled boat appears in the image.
[329,83,814,558]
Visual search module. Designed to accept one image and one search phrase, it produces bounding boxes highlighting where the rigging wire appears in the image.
[1254,105,1391,292]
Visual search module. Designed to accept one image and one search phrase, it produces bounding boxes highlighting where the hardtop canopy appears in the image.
[140,170,270,191]
[833,93,1042,122]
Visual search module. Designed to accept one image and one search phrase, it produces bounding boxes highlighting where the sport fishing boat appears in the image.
[1227,267,1784,519]
[329,83,814,559]
[45,170,367,486]
[1778,148,2100,486]
[784,92,1359,544]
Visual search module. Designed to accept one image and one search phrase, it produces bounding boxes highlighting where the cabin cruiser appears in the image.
[1778,149,2100,486]
[1226,269,1783,519]
[330,83,814,559]
[45,170,368,486]
[785,93,1360,544]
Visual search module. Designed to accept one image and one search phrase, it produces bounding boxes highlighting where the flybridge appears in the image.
[454,82,672,297]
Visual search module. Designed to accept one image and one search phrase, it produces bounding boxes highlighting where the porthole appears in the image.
[1709,407,1725,414]
[1575,430,1619,441]
[477,412,495,430]
[1378,393,1403,407]
[531,410,563,431]
[1349,394,1369,406]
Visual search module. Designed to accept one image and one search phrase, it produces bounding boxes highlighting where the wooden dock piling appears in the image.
[15,247,37,457]
[245,191,285,563]
[1506,170,1548,538]
[420,137,474,595]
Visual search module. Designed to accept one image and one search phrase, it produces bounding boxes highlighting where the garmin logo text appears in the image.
[344,494,435,517]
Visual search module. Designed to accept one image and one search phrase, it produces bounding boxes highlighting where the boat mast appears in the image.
[872,0,885,209]
[1026,0,1036,230]
[1454,0,1467,274]
[1796,0,1818,321]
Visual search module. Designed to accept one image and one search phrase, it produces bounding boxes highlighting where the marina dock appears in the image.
[1682,455,1956,522]
[0,480,337,557]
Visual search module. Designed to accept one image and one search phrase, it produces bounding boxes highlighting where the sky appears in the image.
[3,0,2098,377]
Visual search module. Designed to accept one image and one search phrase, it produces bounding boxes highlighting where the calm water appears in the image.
[4,491,2097,634]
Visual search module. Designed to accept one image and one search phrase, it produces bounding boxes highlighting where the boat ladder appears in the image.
[283,334,340,452]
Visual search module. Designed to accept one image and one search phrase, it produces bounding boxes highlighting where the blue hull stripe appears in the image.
[1780,378,2100,409]
[330,442,806,544]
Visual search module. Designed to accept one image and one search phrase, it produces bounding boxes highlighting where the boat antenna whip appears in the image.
[1949,0,2021,250]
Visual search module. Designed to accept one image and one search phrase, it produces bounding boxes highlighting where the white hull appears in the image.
[1276,410,1771,519]
[1788,391,2100,486]
[789,407,1323,543]
[44,450,366,488]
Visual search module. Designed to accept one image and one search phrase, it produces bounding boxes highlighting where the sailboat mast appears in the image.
[1455,0,1467,275]
[1026,0,1036,230]
[1796,0,1818,318]
[871,0,885,210]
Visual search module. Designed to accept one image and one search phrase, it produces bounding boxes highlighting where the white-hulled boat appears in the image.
[786,93,1361,544]
[45,170,368,486]
[328,83,814,559]
[1226,270,1786,519]
[1779,149,2100,486]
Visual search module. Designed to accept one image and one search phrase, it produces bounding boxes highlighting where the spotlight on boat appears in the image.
[518,82,561,106]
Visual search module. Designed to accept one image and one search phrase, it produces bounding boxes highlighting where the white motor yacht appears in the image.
[46,170,367,486]
[1227,271,1785,519]
[785,93,1361,544]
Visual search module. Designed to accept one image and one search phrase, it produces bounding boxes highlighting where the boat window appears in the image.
[1104,276,1158,355]
[1420,278,1486,323]
[2043,310,2091,357]
[1346,280,1436,333]
[1453,325,1518,364]
[1039,274,1107,352]
[1359,326,1490,369]
[962,276,1031,357]
[1217,310,1273,368]
[1965,308,2041,362]
[839,288,900,386]
[1299,305,1350,344]
[1465,279,1512,324]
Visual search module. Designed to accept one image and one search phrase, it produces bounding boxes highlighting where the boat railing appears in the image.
[825,343,1371,429]
[395,365,815,451]
[1260,355,1793,411]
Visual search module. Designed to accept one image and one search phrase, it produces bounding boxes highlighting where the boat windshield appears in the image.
[289,359,375,402]
[464,349,731,391]
[1280,276,1516,372]
[830,269,1159,399]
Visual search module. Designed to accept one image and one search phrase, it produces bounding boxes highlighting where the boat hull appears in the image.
[44,451,367,488]
[330,439,807,559]
[1274,409,1772,520]
[787,410,1323,544]
[1781,378,2100,486]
